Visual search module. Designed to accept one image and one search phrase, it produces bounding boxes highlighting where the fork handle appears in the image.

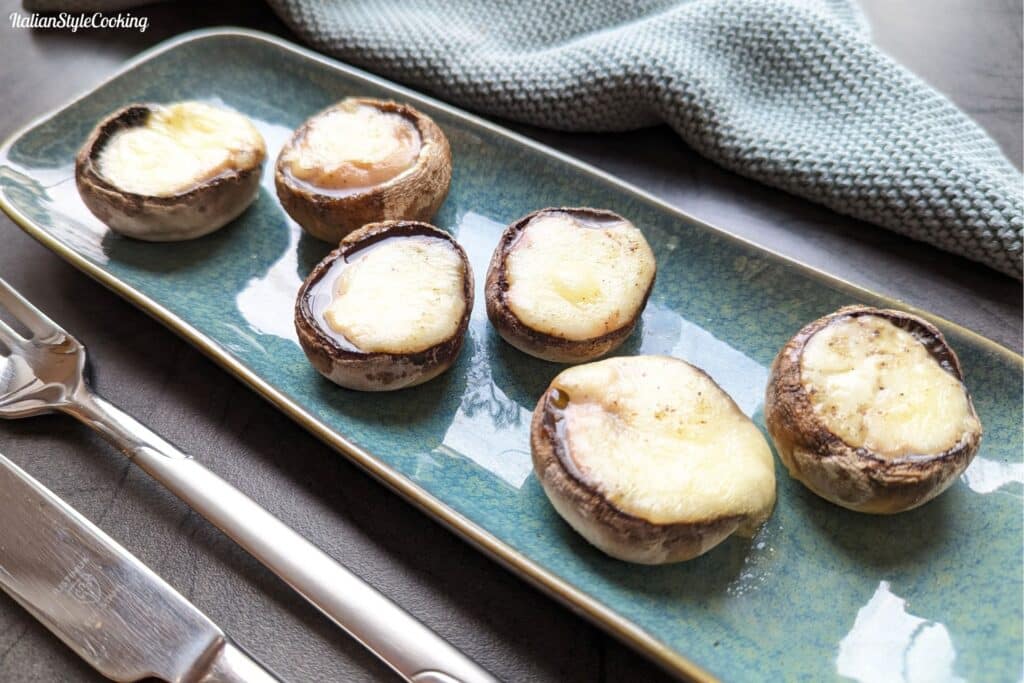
[65,388,496,683]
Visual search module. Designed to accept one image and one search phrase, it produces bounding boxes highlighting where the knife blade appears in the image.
[0,451,279,683]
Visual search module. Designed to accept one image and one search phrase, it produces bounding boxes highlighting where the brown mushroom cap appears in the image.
[485,207,655,363]
[275,98,452,244]
[531,389,745,564]
[530,355,775,564]
[75,103,264,241]
[294,220,473,391]
[765,305,983,514]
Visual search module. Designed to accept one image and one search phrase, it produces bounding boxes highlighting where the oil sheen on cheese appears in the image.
[800,315,978,458]
[323,236,465,354]
[283,102,421,193]
[553,356,776,529]
[505,213,655,341]
[98,102,265,197]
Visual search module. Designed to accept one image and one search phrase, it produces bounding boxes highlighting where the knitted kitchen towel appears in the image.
[22,0,1022,276]
[261,0,1022,278]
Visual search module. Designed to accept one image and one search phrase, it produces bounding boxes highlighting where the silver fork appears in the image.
[0,277,496,683]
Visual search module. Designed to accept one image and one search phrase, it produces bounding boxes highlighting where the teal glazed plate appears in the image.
[1,29,1021,682]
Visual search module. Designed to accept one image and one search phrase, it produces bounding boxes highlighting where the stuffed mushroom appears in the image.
[76,101,266,241]
[275,98,451,243]
[295,220,472,391]
[486,207,656,363]
[765,305,983,514]
[532,355,777,564]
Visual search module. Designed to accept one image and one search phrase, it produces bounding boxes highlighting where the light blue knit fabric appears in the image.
[264,0,1023,278]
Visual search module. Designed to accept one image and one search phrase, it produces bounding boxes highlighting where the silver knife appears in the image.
[0,451,279,683]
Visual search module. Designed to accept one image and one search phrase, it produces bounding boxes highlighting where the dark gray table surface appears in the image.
[0,2,1020,681]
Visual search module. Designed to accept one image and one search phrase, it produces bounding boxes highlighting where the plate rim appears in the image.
[0,27,1019,683]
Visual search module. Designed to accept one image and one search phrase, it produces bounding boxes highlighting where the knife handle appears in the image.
[195,640,280,683]
[65,388,496,683]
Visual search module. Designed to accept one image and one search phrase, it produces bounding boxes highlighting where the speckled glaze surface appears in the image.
[1,30,1020,683]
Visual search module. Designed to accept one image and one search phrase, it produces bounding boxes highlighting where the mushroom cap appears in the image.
[294,220,473,391]
[531,389,745,564]
[75,103,264,241]
[531,355,775,564]
[485,207,655,363]
[764,305,983,513]
[275,98,452,244]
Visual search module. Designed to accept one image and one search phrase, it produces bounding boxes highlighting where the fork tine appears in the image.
[0,277,64,339]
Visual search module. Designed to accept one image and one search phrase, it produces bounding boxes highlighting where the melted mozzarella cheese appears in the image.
[554,356,776,527]
[324,237,466,354]
[800,315,978,458]
[505,213,656,341]
[283,102,421,192]
[98,102,265,197]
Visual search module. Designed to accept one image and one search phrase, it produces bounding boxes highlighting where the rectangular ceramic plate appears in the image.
[2,29,1021,682]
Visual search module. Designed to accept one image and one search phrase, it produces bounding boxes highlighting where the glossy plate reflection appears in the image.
[0,29,1020,683]
[838,581,963,683]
